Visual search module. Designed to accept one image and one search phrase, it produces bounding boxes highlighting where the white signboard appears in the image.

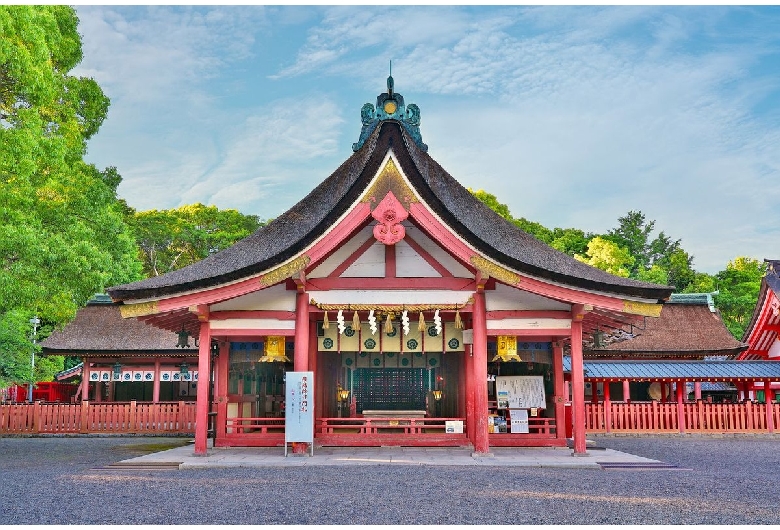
[495,375,546,409]
[285,371,314,456]
[510,409,529,434]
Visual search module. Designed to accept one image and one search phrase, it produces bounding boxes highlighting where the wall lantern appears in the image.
[179,361,189,376]
[337,387,351,402]
[112,362,122,379]
[432,389,444,401]
[593,328,606,348]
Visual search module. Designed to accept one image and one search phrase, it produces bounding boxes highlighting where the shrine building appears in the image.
[106,77,673,455]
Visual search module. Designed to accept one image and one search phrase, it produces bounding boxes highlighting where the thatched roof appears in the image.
[586,293,747,359]
[107,121,672,303]
[41,296,193,355]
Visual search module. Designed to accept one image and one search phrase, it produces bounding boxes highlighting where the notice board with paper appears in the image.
[495,375,546,409]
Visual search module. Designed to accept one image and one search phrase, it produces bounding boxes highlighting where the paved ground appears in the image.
[1,434,779,525]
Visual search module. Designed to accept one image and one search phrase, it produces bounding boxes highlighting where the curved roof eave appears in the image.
[108,121,672,304]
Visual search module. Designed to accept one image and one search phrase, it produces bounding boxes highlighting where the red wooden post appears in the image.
[194,321,211,455]
[623,379,630,402]
[694,382,702,401]
[309,318,320,422]
[80,400,89,433]
[676,380,685,433]
[766,380,775,434]
[82,357,90,402]
[603,382,611,433]
[472,289,489,454]
[152,358,161,403]
[552,341,566,439]
[292,289,310,454]
[33,400,41,434]
[570,305,587,454]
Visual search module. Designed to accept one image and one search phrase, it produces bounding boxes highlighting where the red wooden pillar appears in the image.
[293,289,310,454]
[472,289,489,454]
[552,341,565,440]
[309,317,321,422]
[82,357,90,401]
[152,358,161,403]
[194,321,212,455]
[765,380,775,434]
[676,380,685,433]
[623,379,630,402]
[215,341,229,444]
[694,382,702,401]
[603,381,612,433]
[570,306,587,454]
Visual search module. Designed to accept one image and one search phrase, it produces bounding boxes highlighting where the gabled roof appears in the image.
[107,85,672,305]
[41,295,193,355]
[740,259,780,359]
[563,357,780,381]
[586,293,747,359]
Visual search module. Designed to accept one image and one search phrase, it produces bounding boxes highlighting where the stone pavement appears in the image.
[115,440,666,470]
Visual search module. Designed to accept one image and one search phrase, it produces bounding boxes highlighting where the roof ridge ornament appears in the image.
[353,69,428,152]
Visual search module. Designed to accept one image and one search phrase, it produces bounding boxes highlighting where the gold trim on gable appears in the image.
[361,158,418,210]
[259,255,311,287]
[469,255,520,286]
[623,300,663,317]
[119,301,159,318]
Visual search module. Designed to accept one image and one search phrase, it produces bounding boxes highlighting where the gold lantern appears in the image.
[493,335,521,362]
[260,336,291,362]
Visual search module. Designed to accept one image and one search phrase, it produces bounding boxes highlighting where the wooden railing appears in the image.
[225,417,285,434]
[585,401,780,434]
[0,401,197,435]
[317,417,465,435]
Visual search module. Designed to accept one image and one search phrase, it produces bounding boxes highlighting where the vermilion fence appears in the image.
[585,401,779,434]
[0,401,197,435]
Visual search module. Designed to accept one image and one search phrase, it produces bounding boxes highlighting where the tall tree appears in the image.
[574,237,635,277]
[0,6,142,386]
[127,204,266,277]
[713,257,766,339]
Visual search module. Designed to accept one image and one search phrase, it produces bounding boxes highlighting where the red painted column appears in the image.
[295,290,310,371]
[309,316,320,422]
[472,289,489,454]
[694,382,702,401]
[194,321,211,455]
[552,341,566,440]
[293,289,310,454]
[765,380,774,434]
[676,380,685,433]
[82,357,90,401]
[570,308,587,455]
[623,379,631,402]
[603,382,612,433]
[152,358,161,403]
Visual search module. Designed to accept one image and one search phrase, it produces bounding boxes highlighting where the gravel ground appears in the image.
[1,434,779,525]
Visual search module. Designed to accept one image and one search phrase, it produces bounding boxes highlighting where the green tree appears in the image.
[550,227,592,256]
[574,237,635,277]
[713,257,766,339]
[1,6,142,386]
[127,203,266,277]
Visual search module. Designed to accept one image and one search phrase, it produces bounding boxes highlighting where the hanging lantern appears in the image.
[260,336,291,362]
[175,329,191,348]
[323,311,329,329]
[179,361,190,375]
[112,361,122,379]
[493,335,521,362]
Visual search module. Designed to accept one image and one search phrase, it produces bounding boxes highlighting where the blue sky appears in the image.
[73,5,780,274]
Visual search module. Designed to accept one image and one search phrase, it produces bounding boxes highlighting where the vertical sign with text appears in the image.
[285,371,314,455]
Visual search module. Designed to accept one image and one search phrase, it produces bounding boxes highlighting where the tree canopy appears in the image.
[470,189,765,339]
[0,6,142,386]
[126,203,266,278]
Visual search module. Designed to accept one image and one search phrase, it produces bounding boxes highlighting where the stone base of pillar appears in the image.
[571,451,591,457]
[471,451,495,458]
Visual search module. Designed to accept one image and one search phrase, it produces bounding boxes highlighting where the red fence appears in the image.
[585,401,780,434]
[0,401,197,435]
